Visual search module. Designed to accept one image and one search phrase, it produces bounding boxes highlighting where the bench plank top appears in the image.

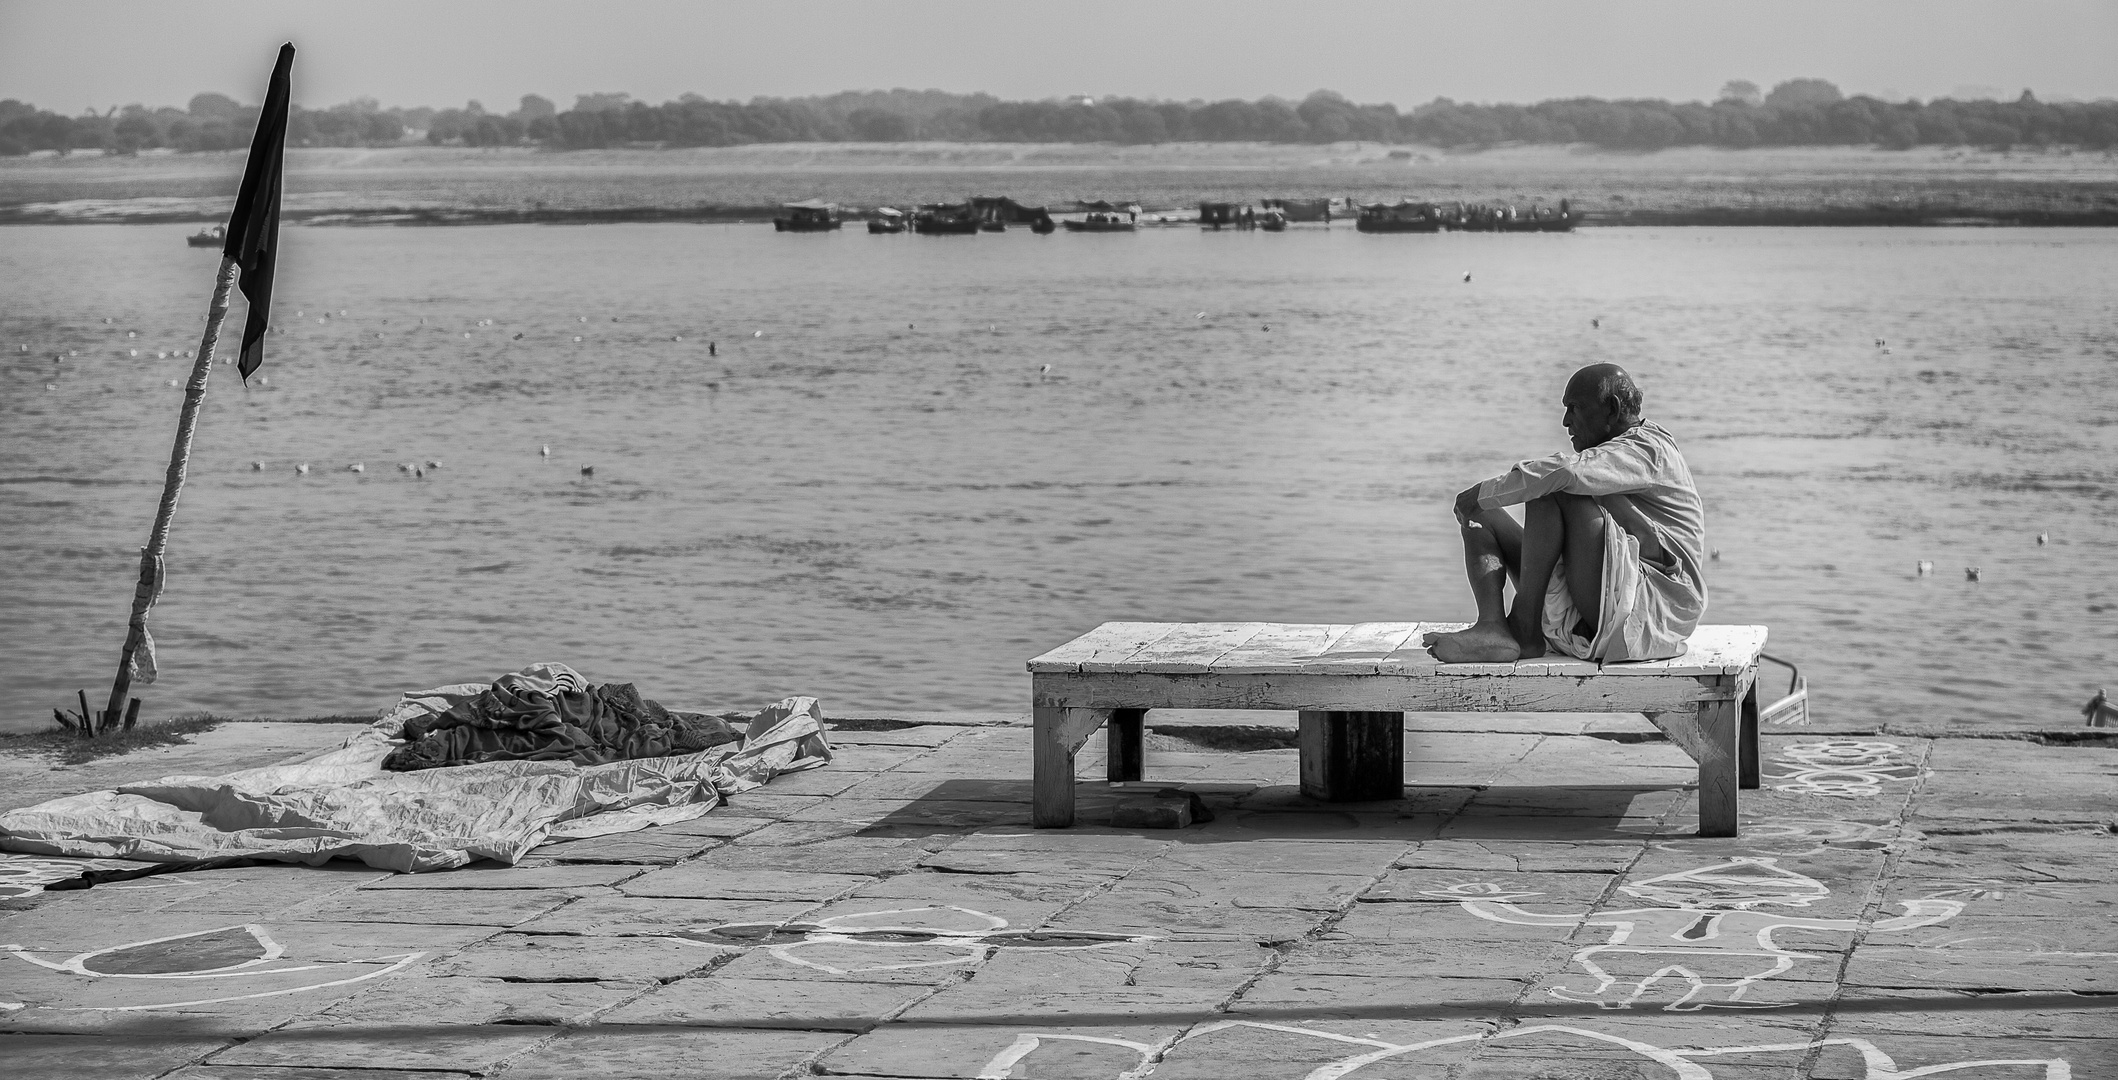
[1029,622,1767,678]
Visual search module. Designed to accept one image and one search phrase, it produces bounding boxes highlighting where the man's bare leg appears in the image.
[1425,514,1524,663]
[1430,493,1604,663]
[1505,496,1567,659]
[1553,493,1607,641]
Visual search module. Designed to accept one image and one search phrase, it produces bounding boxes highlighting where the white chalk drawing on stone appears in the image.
[1917,880,2077,903]
[1426,857,1962,1011]
[2,923,423,1012]
[694,905,1155,976]
[1649,818,1902,858]
[1768,740,1923,797]
[978,1021,2072,1080]
[0,854,200,898]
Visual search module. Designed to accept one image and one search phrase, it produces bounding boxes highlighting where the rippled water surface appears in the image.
[1,223,2112,733]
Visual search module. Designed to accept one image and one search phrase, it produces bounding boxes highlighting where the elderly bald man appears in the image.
[1424,364,1708,664]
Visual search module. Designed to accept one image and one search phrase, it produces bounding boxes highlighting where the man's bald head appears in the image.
[1562,364,1644,451]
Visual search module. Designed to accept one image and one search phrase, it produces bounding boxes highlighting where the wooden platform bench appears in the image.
[1028,622,1768,837]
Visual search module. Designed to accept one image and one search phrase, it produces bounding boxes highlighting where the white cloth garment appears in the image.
[1475,420,1707,662]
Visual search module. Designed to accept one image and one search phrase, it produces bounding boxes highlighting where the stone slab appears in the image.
[787,797,1033,830]
[1363,868,1620,905]
[1229,973,1526,1019]
[283,889,576,926]
[620,867,874,901]
[1462,786,1688,819]
[208,1024,549,1073]
[1830,987,2118,1040]
[1804,1035,2116,1080]
[1435,815,1674,843]
[302,973,636,1026]
[1330,899,1592,944]
[358,864,643,890]
[896,985,1228,1026]
[943,830,1174,856]
[1277,937,1578,982]
[501,1026,849,1080]
[917,846,1152,878]
[823,874,1094,928]
[1393,840,1643,874]
[711,792,834,820]
[1842,943,2118,992]
[1094,869,1375,912]
[698,837,943,877]
[509,895,818,937]
[1042,893,1326,942]
[820,1022,1187,1079]
[170,1068,475,1080]
[1147,1018,1489,1080]
[657,814,780,838]
[1146,838,1413,876]
[0,1033,233,1080]
[598,976,933,1031]
[755,769,884,797]
[532,831,723,865]
[427,932,730,982]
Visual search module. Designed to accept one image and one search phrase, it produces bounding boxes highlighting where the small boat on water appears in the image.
[774,200,842,232]
[186,225,225,247]
[1063,211,1136,232]
[914,204,980,234]
[1262,197,1331,223]
[1356,200,1444,233]
[866,207,906,234]
[1029,211,1057,234]
[1258,210,1287,232]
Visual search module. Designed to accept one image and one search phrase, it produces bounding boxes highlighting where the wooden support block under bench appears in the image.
[1028,621,1766,837]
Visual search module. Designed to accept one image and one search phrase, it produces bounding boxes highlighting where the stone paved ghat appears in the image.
[3,715,2115,1079]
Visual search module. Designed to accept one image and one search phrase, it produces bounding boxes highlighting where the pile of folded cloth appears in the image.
[383,663,742,771]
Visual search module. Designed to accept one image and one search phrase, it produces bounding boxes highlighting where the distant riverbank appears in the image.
[3,142,2114,226]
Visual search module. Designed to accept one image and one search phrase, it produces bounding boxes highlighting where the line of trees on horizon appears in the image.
[5,80,2116,157]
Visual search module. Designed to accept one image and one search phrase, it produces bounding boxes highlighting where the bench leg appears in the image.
[1034,706,1111,828]
[1695,694,1741,837]
[1739,680,1761,790]
[1298,711,1404,802]
[1107,708,1146,783]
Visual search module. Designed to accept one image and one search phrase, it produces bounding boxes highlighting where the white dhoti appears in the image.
[1540,507,1702,664]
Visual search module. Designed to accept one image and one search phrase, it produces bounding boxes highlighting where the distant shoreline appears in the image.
[5,205,2116,227]
[5,142,2113,227]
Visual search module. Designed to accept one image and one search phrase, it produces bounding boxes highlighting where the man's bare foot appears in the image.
[1507,612,1548,659]
[1426,621,1523,663]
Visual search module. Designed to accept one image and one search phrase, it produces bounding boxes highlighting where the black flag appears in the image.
[223,42,294,383]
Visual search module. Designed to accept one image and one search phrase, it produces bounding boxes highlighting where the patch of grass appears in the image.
[0,712,378,764]
[0,714,228,764]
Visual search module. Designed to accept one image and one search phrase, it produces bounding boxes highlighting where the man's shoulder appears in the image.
[1621,420,1686,453]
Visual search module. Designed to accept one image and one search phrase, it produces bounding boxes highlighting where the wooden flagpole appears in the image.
[100,258,241,733]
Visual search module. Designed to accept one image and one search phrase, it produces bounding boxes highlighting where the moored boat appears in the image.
[914,203,980,234]
[1062,211,1136,232]
[186,225,224,247]
[774,201,842,232]
[1355,200,1444,232]
[866,207,906,233]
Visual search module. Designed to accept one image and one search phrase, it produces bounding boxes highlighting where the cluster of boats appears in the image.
[772,196,1578,234]
[1353,199,1577,232]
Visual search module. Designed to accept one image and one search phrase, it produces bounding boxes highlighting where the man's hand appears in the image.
[1454,485,1483,526]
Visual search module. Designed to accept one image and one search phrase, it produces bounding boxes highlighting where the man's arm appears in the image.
[1477,433,1669,510]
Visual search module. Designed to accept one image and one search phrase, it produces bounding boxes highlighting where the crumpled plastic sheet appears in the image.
[0,687,831,873]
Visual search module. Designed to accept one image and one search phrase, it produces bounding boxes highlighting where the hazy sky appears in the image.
[3,0,2113,113]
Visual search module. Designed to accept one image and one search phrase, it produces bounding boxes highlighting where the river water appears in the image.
[1,223,2111,734]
